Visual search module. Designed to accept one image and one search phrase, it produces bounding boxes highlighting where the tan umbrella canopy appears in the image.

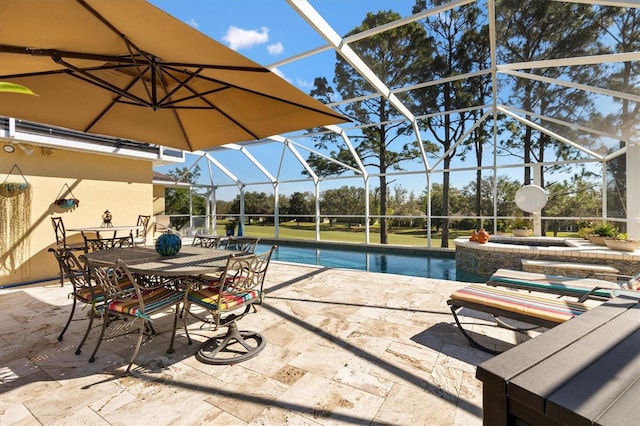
[0,0,348,151]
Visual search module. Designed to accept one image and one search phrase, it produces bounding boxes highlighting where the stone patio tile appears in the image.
[274,372,385,425]
[204,366,290,423]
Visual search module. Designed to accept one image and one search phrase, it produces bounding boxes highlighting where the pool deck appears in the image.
[0,261,532,425]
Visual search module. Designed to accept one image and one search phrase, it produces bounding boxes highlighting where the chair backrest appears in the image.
[192,232,222,248]
[48,248,93,296]
[136,215,151,238]
[223,236,260,253]
[84,257,141,302]
[83,234,135,253]
[51,216,66,245]
[154,214,171,233]
[217,244,276,306]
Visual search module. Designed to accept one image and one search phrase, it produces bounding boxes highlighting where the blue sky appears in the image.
[149,1,418,92]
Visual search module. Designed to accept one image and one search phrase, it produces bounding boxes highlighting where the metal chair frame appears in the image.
[49,248,101,355]
[184,245,275,365]
[84,258,185,374]
[83,233,135,253]
[133,214,151,246]
[51,216,84,285]
[222,236,260,253]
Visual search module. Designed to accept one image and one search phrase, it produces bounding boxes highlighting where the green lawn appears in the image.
[211,221,579,247]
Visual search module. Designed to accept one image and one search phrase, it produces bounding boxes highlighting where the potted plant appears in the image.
[577,220,595,240]
[509,214,532,237]
[588,222,618,245]
[605,232,640,252]
[225,220,237,237]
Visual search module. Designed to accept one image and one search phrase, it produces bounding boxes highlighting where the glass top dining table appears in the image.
[83,246,237,277]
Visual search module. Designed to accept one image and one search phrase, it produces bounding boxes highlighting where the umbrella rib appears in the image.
[54,55,151,107]
[84,73,148,134]
[187,70,347,120]
[0,44,272,73]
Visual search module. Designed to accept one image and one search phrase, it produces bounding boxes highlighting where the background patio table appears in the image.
[67,225,143,237]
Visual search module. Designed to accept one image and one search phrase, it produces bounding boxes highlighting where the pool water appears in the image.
[256,243,485,282]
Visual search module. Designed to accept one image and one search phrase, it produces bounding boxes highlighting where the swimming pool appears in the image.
[256,241,484,282]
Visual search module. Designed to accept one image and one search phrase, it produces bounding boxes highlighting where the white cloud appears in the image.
[296,78,314,89]
[271,67,291,84]
[187,18,199,29]
[222,26,269,51]
[267,42,284,55]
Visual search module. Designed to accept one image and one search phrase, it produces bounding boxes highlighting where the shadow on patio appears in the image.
[0,262,521,425]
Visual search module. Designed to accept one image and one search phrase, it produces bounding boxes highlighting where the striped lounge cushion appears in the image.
[449,284,592,324]
[188,287,260,311]
[490,268,620,298]
[106,287,184,319]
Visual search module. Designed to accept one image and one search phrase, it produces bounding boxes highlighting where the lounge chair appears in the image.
[447,284,595,354]
[487,268,637,302]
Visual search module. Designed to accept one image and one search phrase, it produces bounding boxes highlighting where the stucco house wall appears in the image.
[0,146,153,288]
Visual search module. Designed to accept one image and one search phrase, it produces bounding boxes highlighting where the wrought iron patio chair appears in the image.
[83,233,135,253]
[51,216,85,285]
[49,248,102,355]
[222,236,260,253]
[192,232,222,248]
[184,245,276,365]
[84,257,185,373]
[132,214,150,246]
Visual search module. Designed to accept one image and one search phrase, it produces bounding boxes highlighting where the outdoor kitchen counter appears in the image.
[476,291,640,426]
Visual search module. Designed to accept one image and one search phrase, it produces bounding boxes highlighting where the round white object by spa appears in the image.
[515,185,547,212]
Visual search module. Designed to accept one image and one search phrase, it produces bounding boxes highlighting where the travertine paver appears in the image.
[0,261,519,425]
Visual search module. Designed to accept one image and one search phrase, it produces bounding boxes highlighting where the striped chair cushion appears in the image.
[106,287,184,319]
[188,287,260,311]
[449,284,591,324]
[76,278,134,303]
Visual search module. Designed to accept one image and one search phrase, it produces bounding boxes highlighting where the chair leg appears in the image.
[58,261,65,287]
[75,308,97,355]
[126,319,147,374]
[88,313,109,363]
[58,297,77,341]
[450,305,502,355]
[166,304,180,355]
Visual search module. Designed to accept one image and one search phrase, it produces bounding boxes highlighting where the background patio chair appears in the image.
[51,216,85,285]
[192,232,222,248]
[154,214,171,235]
[184,245,276,365]
[83,233,135,253]
[222,236,260,253]
[132,214,150,246]
[84,258,185,374]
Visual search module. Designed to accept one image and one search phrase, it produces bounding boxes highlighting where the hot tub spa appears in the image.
[455,235,640,278]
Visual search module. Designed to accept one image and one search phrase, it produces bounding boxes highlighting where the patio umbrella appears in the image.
[0,0,348,151]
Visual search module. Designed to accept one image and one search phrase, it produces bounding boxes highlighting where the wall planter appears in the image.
[54,198,80,209]
[605,239,640,252]
[0,164,32,269]
[512,228,532,237]
[52,183,79,211]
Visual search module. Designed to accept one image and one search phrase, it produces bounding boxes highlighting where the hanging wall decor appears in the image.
[0,164,32,271]
[53,183,80,210]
